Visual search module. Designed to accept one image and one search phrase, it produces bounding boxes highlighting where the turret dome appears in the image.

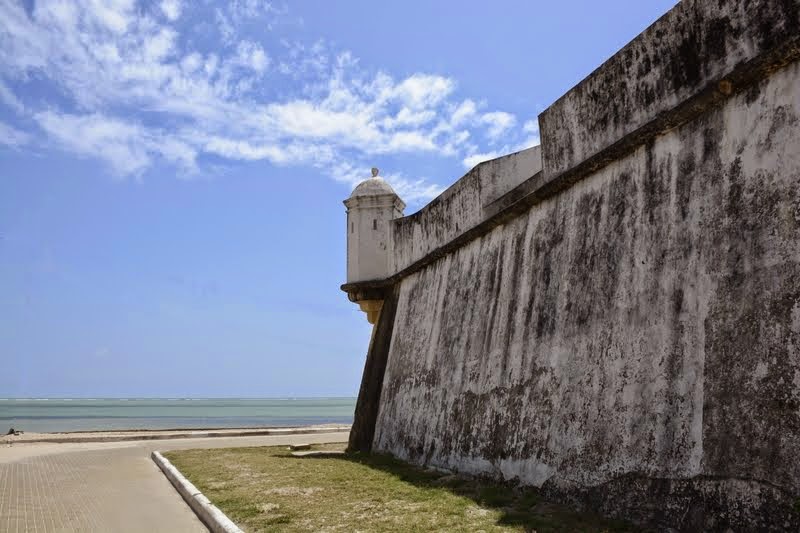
[348,168,398,198]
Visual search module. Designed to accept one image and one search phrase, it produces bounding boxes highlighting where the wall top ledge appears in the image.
[343,0,800,293]
[539,0,800,178]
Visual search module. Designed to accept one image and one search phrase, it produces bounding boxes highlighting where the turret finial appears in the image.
[371,167,379,177]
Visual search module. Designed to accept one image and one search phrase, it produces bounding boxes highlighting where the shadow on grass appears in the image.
[281,450,641,533]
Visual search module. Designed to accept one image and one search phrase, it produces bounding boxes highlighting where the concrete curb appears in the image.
[7,426,350,444]
[152,451,243,533]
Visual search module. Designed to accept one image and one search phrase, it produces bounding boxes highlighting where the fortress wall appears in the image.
[375,59,800,526]
[391,146,541,274]
[361,1,800,527]
[539,0,800,178]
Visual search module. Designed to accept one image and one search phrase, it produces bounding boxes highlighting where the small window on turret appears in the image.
[373,219,377,230]
[351,222,354,233]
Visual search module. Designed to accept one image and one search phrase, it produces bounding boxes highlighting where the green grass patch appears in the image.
[164,443,638,532]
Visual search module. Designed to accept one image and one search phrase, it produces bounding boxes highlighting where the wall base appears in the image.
[542,475,800,532]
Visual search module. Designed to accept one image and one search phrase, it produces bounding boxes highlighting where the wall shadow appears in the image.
[280,451,643,532]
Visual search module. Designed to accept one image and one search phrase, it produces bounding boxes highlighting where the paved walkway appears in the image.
[0,431,350,532]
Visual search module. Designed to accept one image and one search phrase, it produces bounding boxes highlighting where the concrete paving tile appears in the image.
[0,431,349,532]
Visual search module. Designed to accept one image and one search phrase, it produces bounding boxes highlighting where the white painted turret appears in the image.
[344,168,405,284]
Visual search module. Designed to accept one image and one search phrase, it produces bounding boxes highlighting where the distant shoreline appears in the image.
[1,397,357,434]
[0,397,357,401]
[2,424,352,444]
[8,423,347,435]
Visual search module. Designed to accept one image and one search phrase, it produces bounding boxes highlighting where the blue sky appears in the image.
[0,0,677,398]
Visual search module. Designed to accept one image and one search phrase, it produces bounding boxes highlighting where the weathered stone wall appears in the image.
[374,58,800,529]
[391,146,541,274]
[346,0,800,529]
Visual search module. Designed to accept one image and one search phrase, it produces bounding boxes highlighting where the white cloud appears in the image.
[265,100,378,142]
[233,41,269,73]
[84,0,136,34]
[200,136,332,166]
[383,131,437,153]
[230,0,276,21]
[450,99,477,125]
[388,74,455,109]
[35,111,151,175]
[462,151,500,169]
[180,52,202,72]
[462,118,540,168]
[160,0,182,21]
[277,39,329,78]
[202,137,288,163]
[0,81,25,113]
[0,0,538,204]
[34,111,196,175]
[481,111,516,139]
[216,0,280,43]
[0,1,49,73]
[214,8,235,44]
[0,120,31,148]
[518,119,541,149]
[381,107,435,129]
[388,174,445,204]
[143,28,177,62]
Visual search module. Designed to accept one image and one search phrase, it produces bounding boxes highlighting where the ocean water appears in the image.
[0,398,356,433]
